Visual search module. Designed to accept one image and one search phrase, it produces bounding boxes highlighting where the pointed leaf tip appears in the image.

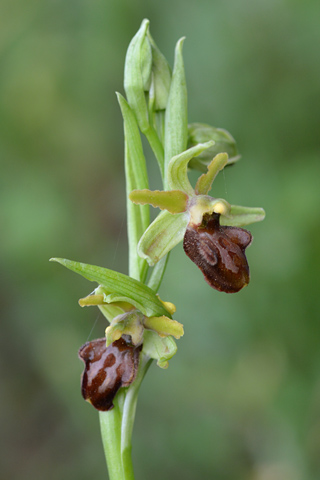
[50,257,63,264]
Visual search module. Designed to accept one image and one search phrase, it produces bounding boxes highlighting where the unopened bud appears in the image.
[124,19,152,132]
[188,123,239,172]
[148,33,172,111]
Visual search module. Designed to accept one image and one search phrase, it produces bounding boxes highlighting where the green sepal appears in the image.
[98,305,127,323]
[167,141,215,195]
[117,93,150,282]
[105,311,145,347]
[50,258,169,318]
[124,19,151,133]
[220,205,266,227]
[143,315,184,339]
[143,330,178,369]
[188,123,239,172]
[164,37,188,188]
[129,189,189,214]
[137,210,189,266]
[195,152,228,195]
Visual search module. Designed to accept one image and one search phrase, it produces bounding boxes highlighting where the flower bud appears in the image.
[140,36,153,91]
[187,123,239,172]
[183,212,252,293]
[78,337,141,411]
[124,19,152,132]
[148,33,172,111]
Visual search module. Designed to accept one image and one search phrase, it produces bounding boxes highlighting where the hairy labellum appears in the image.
[183,213,252,293]
[78,336,141,411]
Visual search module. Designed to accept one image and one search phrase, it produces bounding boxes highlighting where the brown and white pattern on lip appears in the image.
[78,336,141,411]
[183,213,252,293]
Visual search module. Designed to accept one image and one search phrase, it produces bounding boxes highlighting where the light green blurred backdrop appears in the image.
[1,1,320,479]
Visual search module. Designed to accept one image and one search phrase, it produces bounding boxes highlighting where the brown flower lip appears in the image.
[78,336,141,411]
[183,213,252,293]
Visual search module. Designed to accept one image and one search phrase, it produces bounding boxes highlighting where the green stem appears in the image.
[121,355,153,479]
[148,254,169,292]
[99,401,125,480]
[99,356,152,480]
[144,125,165,179]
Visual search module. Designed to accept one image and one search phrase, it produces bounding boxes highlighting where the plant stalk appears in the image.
[99,402,125,480]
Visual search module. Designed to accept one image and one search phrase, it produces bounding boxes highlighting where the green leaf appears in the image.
[143,330,178,369]
[50,258,169,318]
[129,189,188,213]
[164,37,188,189]
[124,18,151,133]
[195,152,228,195]
[167,141,215,195]
[117,93,150,282]
[137,210,189,266]
[220,205,266,227]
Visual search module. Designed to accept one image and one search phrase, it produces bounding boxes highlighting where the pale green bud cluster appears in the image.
[124,19,172,136]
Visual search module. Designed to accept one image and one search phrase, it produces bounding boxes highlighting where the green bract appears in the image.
[50,258,170,318]
[164,37,188,189]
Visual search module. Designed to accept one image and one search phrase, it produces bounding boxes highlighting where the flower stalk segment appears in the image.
[51,18,265,480]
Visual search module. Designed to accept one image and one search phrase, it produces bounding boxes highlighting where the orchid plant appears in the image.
[51,19,265,480]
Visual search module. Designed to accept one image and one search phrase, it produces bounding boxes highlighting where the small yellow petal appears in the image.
[156,295,177,315]
[79,294,105,307]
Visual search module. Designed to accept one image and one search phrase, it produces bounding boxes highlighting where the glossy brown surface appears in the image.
[78,337,140,411]
[183,213,252,293]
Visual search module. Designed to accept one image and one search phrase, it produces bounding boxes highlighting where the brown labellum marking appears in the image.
[78,337,141,411]
[183,213,252,293]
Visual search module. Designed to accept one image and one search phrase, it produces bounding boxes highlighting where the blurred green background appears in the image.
[1,1,320,479]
